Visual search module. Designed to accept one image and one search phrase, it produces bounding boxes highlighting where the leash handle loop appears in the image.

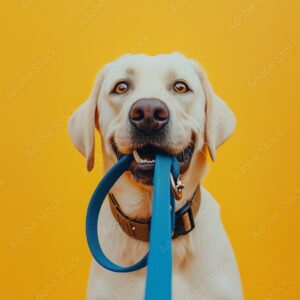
[86,154,180,299]
[86,155,148,272]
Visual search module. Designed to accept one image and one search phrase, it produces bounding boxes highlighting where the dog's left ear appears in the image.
[67,74,103,171]
[195,63,236,160]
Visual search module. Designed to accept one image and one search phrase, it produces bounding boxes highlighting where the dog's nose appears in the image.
[129,98,169,135]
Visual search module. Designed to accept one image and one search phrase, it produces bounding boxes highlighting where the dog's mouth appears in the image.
[112,140,195,185]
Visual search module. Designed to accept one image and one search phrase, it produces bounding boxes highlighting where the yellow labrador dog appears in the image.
[68,53,243,300]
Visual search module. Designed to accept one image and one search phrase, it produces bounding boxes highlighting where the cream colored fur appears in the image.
[68,53,243,300]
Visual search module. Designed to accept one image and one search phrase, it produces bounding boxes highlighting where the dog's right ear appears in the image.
[192,61,236,161]
[67,74,103,171]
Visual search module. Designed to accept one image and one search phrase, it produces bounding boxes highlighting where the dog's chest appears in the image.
[88,260,201,300]
[88,259,234,300]
[88,191,241,300]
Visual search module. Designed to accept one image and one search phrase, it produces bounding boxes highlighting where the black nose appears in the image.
[129,98,170,135]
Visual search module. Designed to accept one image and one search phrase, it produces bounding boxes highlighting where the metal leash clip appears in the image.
[170,173,185,200]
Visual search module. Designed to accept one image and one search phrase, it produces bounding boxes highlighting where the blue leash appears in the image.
[86,153,180,299]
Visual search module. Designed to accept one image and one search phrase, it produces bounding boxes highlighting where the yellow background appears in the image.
[1,1,299,299]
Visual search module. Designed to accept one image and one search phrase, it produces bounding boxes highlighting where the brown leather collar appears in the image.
[108,186,201,242]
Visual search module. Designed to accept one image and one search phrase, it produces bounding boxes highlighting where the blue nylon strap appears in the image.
[145,154,173,300]
[86,153,180,299]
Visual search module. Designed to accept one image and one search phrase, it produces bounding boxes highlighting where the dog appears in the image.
[68,52,243,300]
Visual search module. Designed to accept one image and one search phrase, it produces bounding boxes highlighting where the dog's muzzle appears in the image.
[112,98,195,185]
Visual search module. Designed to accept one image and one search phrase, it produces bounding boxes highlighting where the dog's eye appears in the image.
[174,81,189,93]
[112,81,129,94]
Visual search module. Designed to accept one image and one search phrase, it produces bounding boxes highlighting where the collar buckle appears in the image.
[172,202,195,238]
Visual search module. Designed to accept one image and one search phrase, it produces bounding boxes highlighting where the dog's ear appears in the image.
[195,64,236,160]
[67,74,103,171]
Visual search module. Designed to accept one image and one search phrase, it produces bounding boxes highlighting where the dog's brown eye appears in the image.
[113,82,129,94]
[174,81,189,93]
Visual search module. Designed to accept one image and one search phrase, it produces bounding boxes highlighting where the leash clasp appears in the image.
[170,174,185,200]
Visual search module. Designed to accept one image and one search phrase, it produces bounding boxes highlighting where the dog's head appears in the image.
[68,53,235,188]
